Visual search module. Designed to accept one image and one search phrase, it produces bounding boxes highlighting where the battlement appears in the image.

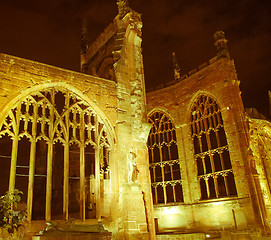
[147,56,220,93]
[147,30,230,93]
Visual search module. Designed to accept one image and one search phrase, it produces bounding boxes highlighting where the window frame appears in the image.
[190,95,237,200]
[147,111,183,204]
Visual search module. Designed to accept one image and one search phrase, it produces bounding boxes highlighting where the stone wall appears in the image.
[0,4,156,238]
[146,57,259,233]
[0,53,118,130]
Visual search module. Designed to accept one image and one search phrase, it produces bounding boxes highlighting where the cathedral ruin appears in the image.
[0,1,271,239]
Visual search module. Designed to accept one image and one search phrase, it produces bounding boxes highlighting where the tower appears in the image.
[80,1,155,239]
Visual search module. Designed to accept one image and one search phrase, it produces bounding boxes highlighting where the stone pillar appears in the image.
[120,183,149,239]
[136,141,156,240]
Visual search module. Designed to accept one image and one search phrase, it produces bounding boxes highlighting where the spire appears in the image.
[214,30,230,59]
[116,0,130,19]
[172,52,181,80]
[81,17,88,55]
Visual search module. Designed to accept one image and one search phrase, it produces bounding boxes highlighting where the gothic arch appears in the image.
[186,91,224,124]
[0,82,116,146]
[188,93,237,200]
[0,84,115,222]
[147,110,183,204]
[148,107,178,128]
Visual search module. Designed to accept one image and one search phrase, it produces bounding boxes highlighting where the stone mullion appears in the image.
[198,127,211,199]
[205,131,219,198]
[9,105,21,193]
[213,111,228,198]
[207,115,213,129]
[211,117,220,197]
[222,156,231,197]
[198,133,208,197]
[191,121,196,135]
[95,116,101,220]
[170,163,176,202]
[45,136,53,220]
[168,142,174,179]
[172,172,177,203]
[224,173,231,197]
[198,114,210,198]
[63,142,69,220]
[195,119,201,136]
[27,102,38,222]
[203,106,220,197]
[153,175,158,204]
[151,134,159,204]
[201,156,207,176]
[216,111,223,126]
[150,148,157,204]
[212,113,218,129]
[198,134,204,154]
[45,92,55,221]
[158,119,168,203]
[205,177,211,199]
[218,148,230,196]
[214,128,221,147]
[168,131,176,202]
[158,125,167,204]
[215,119,230,196]
[63,95,70,221]
[201,155,211,199]
[79,110,86,221]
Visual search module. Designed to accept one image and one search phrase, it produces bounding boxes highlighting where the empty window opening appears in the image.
[147,111,183,204]
[190,95,237,200]
[0,88,111,221]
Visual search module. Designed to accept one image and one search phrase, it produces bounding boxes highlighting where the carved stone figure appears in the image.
[128,148,138,182]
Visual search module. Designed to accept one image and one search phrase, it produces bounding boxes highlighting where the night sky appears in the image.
[0,0,270,116]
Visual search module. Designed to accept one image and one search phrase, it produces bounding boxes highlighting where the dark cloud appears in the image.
[0,0,270,116]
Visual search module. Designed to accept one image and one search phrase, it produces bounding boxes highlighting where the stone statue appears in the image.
[128,148,139,182]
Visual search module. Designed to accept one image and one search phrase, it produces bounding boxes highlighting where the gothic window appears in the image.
[0,88,111,221]
[147,111,183,204]
[190,95,237,200]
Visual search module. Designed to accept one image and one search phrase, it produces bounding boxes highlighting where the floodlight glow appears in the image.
[163,206,180,215]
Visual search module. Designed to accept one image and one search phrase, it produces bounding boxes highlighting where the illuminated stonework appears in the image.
[147,44,271,236]
[147,111,183,204]
[0,2,156,239]
[0,3,271,240]
[0,88,111,222]
[190,95,237,200]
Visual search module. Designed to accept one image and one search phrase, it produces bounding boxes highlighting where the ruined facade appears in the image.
[0,2,271,240]
[146,31,271,239]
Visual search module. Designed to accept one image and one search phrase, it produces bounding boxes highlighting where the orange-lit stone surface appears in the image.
[0,2,271,240]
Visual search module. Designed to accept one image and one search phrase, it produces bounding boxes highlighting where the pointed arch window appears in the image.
[190,95,237,200]
[147,111,183,204]
[0,88,111,221]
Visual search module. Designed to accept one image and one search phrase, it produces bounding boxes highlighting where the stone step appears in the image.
[32,231,112,240]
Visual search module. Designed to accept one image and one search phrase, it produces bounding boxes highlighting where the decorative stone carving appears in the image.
[116,0,130,19]
[172,52,181,80]
[214,30,230,59]
[127,148,139,182]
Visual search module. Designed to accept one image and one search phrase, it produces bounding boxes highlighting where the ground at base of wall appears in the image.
[156,230,271,240]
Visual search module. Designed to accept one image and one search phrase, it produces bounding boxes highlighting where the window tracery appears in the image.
[190,95,237,200]
[147,111,183,204]
[0,88,111,221]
